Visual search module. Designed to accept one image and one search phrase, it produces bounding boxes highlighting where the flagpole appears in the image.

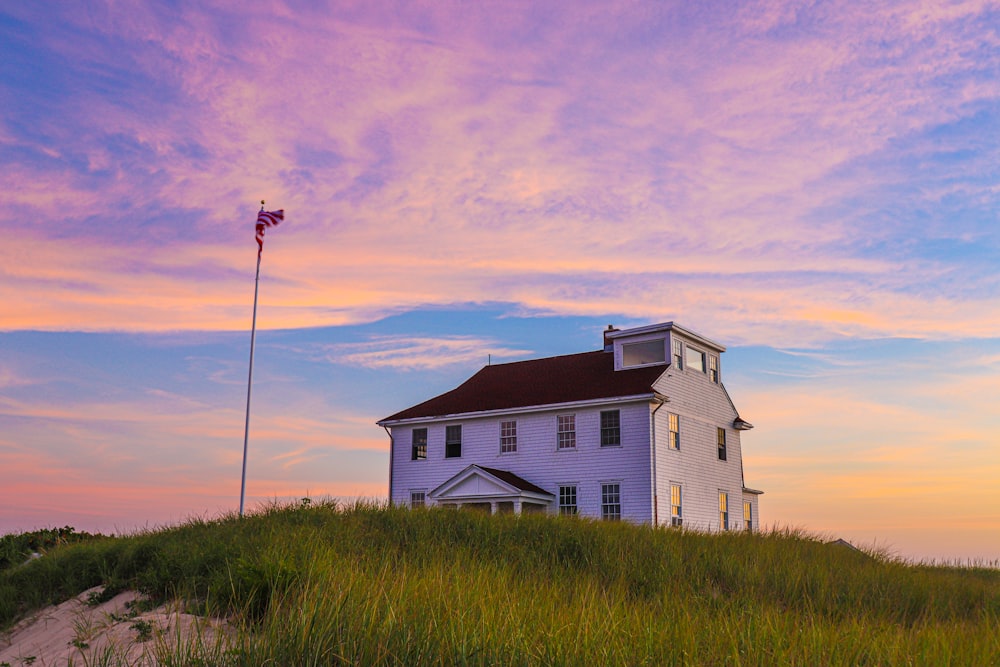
[239,204,265,518]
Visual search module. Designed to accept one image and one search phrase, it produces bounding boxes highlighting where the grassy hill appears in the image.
[2,501,998,665]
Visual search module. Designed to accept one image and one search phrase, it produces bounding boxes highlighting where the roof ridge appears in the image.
[483,349,607,368]
[378,348,665,423]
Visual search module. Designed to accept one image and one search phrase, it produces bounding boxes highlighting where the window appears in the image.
[744,500,753,532]
[601,483,621,520]
[557,414,576,449]
[717,427,727,461]
[673,339,684,369]
[622,339,665,367]
[670,484,682,527]
[686,346,707,373]
[445,425,462,458]
[500,420,517,453]
[559,485,578,515]
[410,491,425,508]
[667,413,680,450]
[600,410,621,447]
[709,355,719,383]
[411,428,427,460]
[719,491,729,530]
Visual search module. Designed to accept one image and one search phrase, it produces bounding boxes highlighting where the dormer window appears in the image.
[622,339,665,367]
[608,324,724,374]
[685,345,707,373]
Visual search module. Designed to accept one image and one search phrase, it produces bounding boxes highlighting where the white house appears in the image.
[377,322,762,531]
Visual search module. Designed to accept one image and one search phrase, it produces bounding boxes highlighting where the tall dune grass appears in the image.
[3,500,998,665]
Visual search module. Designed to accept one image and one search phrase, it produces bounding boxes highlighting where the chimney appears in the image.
[603,324,619,351]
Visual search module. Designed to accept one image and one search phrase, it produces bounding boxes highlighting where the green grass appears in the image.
[2,501,999,665]
[0,526,103,572]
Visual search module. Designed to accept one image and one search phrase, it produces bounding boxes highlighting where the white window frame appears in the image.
[445,424,462,459]
[719,491,729,531]
[622,338,666,368]
[500,419,517,454]
[667,413,680,450]
[410,490,426,508]
[558,484,578,515]
[601,482,621,521]
[743,499,753,532]
[411,427,427,461]
[709,354,719,383]
[557,414,576,450]
[673,339,684,369]
[717,427,727,461]
[686,345,707,373]
[600,409,621,447]
[670,483,682,527]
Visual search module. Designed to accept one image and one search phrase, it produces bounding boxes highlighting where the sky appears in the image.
[1,1,998,564]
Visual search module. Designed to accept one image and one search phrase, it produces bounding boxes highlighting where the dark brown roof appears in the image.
[379,350,666,422]
[477,466,553,496]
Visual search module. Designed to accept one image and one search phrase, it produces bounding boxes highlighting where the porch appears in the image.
[429,465,554,515]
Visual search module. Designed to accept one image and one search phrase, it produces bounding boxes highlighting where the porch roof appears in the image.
[429,465,554,503]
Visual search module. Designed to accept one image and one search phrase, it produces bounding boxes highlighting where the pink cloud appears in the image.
[4,3,996,346]
[3,2,999,560]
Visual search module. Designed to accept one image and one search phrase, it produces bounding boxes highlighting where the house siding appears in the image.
[391,401,653,523]
[651,338,747,531]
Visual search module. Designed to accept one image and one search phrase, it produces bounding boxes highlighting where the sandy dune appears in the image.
[0,586,228,666]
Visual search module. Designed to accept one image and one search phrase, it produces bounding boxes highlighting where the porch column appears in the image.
[514,499,522,515]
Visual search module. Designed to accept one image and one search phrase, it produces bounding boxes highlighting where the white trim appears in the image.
[434,490,555,504]
[618,335,669,371]
[606,322,726,353]
[619,360,667,370]
[557,483,579,515]
[499,418,517,454]
[669,482,682,527]
[428,465,554,507]
[556,413,577,451]
[685,344,708,374]
[600,480,623,521]
[409,489,427,508]
[667,412,680,450]
[430,465,517,497]
[599,408,622,447]
[379,393,656,426]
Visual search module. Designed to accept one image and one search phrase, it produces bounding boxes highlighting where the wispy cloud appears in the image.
[2,1,998,346]
[298,335,532,370]
[2,1,999,559]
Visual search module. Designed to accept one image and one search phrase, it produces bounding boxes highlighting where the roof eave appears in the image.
[428,465,556,499]
[430,490,555,503]
[377,392,658,427]
[605,322,726,353]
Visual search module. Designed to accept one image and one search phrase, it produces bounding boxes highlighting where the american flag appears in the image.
[255,209,284,255]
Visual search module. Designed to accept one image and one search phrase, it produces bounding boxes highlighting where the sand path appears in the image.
[0,586,228,666]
